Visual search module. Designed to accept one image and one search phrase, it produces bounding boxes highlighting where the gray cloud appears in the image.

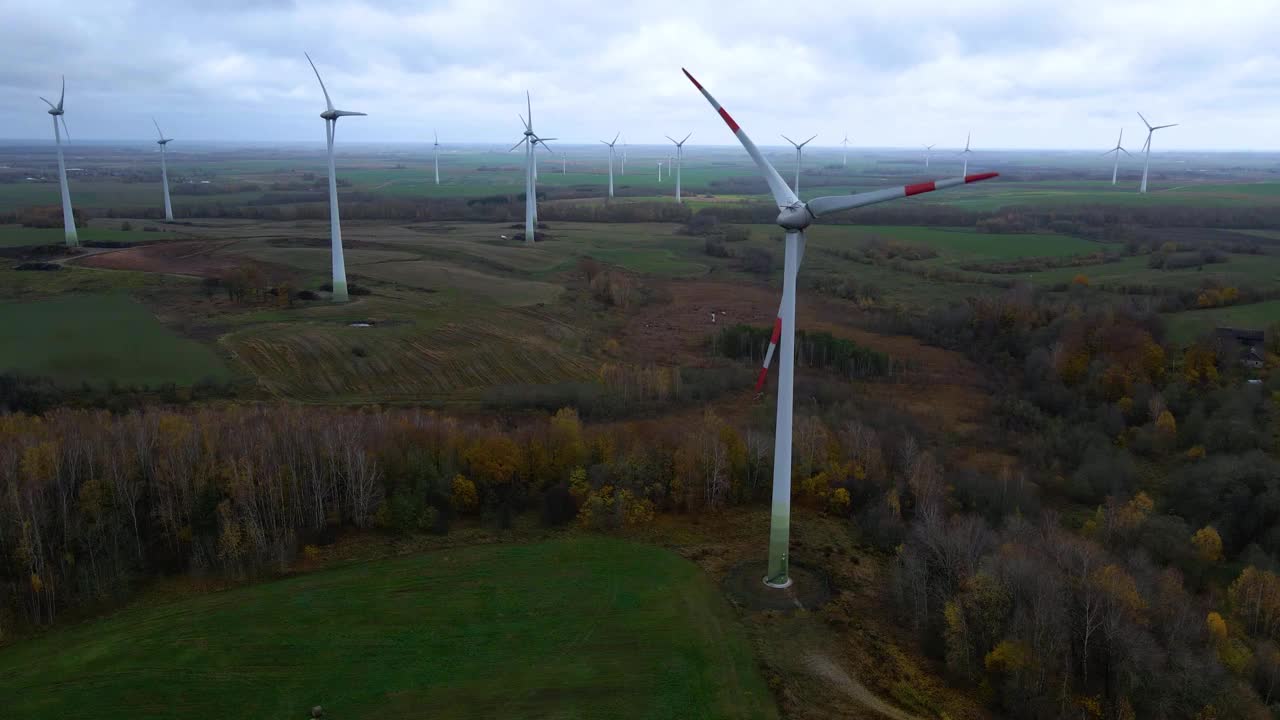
[0,0,1277,149]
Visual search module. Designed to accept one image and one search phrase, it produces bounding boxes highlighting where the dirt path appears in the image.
[804,654,924,720]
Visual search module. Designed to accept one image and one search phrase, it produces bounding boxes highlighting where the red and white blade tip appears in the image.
[682,68,740,134]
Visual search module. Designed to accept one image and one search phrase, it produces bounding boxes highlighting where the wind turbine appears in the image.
[306,53,366,303]
[433,130,440,185]
[1137,112,1177,193]
[923,144,935,168]
[1102,129,1131,186]
[601,132,620,199]
[958,133,973,176]
[666,132,692,203]
[657,160,663,182]
[562,157,566,175]
[39,76,77,246]
[842,132,849,168]
[153,119,174,221]
[620,138,627,176]
[510,92,554,242]
[781,134,816,194]
[682,68,998,589]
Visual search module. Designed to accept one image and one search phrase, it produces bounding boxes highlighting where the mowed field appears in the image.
[0,223,181,248]
[1164,299,1280,343]
[0,538,777,720]
[0,293,233,386]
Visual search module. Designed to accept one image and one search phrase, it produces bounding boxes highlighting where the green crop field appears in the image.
[1017,253,1280,289]
[0,293,232,386]
[0,224,178,248]
[0,537,776,720]
[1164,299,1280,344]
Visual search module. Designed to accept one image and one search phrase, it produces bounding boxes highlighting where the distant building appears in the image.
[1215,327,1266,369]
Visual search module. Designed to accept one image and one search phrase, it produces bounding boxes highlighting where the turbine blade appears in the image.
[801,134,817,147]
[60,116,71,143]
[681,132,692,144]
[781,134,797,147]
[305,53,335,112]
[1101,149,1115,157]
[58,75,65,111]
[1137,111,1152,130]
[526,91,532,128]
[612,131,620,145]
[39,96,56,111]
[519,113,529,131]
[965,132,971,151]
[333,110,366,117]
[1153,123,1178,130]
[682,68,798,209]
[153,118,164,140]
[806,172,999,218]
[539,141,554,153]
[509,138,528,152]
[665,134,678,144]
[1121,148,1134,157]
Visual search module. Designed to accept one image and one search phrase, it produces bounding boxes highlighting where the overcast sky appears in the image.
[2,0,1278,150]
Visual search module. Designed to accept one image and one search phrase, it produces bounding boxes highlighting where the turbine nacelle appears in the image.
[776,203,812,231]
[321,109,366,121]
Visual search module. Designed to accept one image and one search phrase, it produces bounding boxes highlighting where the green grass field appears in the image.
[0,224,178,248]
[0,538,776,720]
[1164,300,1280,344]
[0,293,232,386]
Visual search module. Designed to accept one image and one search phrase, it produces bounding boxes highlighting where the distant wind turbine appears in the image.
[657,160,663,182]
[1137,112,1177,193]
[620,138,627,176]
[433,130,440,185]
[510,92,554,242]
[781,134,816,194]
[923,144,935,168]
[1102,129,1132,186]
[958,133,974,176]
[306,53,366,302]
[153,119,174,221]
[39,76,77,246]
[682,67,998,590]
[562,157,566,174]
[666,132,692,203]
[601,132,620,199]
[842,132,849,167]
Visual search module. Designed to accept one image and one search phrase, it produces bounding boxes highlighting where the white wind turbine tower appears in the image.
[657,160,663,182]
[923,144,935,168]
[433,130,441,185]
[601,132,620,199]
[39,76,77,246]
[841,132,849,168]
[306,52,366,303]
[1137,112,1177,194]
[1102,128,1131,186]
[683,68,998,589]
[959,133,974,176]
[666,132,692,203]
[510,92,554,243]
[781,134,816,194]
[153,119,174,221]
[620,138,627,176]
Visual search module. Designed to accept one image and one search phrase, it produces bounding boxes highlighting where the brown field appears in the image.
[71,240,297,283]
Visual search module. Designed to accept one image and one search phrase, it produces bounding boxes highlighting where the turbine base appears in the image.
[762,575,793,589]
